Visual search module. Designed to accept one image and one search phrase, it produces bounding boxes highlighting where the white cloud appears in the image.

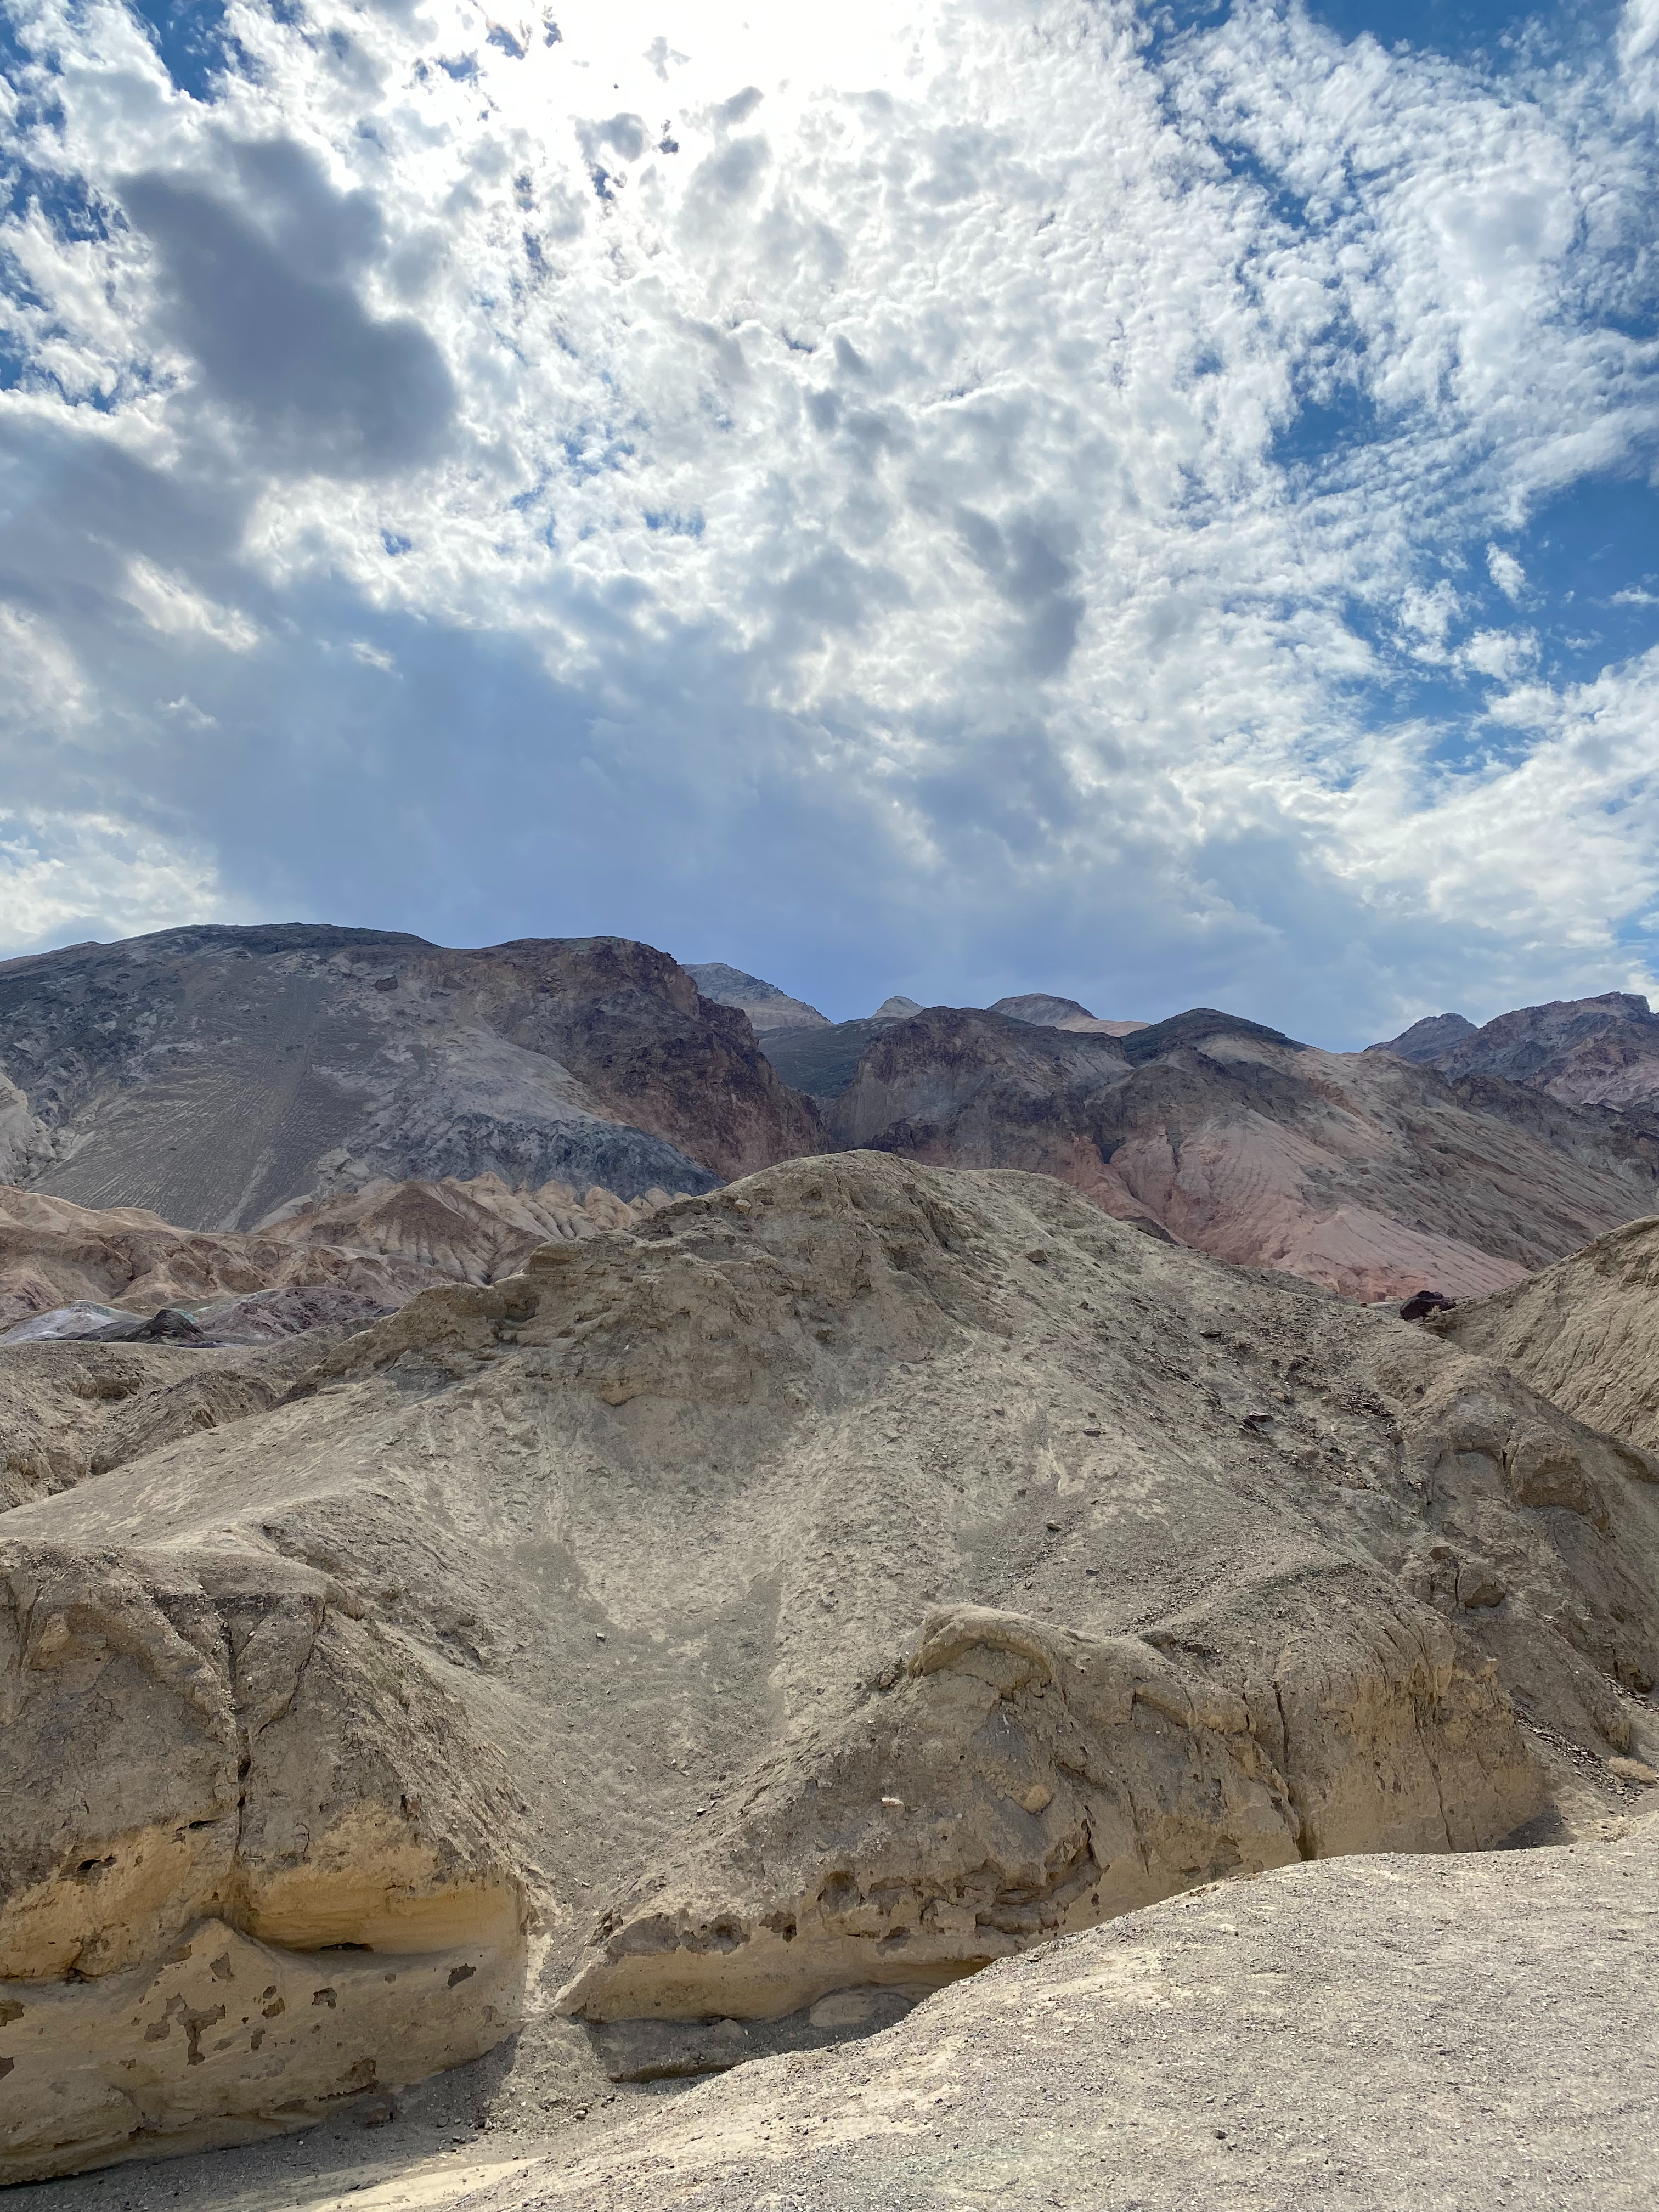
[1487,545,1527,601]
[1322,645,1659,967]
[1621,0,1659,109]
[1399,582,1462,657]
[123,560,262,651]
[1459,628,1538,681]
[0,0,1656,1038]
[0,809,224,957]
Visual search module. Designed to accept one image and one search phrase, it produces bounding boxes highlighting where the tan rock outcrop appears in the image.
[554,1596,1538,2023]
[2,1918,520,2181]
[4,1155,1658,2179]
[1434,1215,1659,1457]
[0,1173,675,1336]
[0,1541,526,2181]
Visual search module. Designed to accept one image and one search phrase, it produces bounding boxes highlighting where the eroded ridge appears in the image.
[4,1155,1658,2178]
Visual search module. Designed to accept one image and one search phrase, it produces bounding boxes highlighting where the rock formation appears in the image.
[0,928,820,1231]
[684,964,830,1032]
[454,1829,1659,2211]
[788,1003,1659,1300]
[0,1175,675,1339]
[1434,1215,1659,1457]
[5,1154,1656,2180]
[1369,991,1659,1112]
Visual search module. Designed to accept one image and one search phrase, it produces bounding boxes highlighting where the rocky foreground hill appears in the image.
[4,1155,1657,2188]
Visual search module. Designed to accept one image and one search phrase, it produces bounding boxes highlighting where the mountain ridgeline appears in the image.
[2,931,1658,1316]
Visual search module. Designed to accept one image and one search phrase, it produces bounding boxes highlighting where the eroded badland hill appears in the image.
[4,1155,1658,2195]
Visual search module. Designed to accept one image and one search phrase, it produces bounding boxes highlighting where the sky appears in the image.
[1,0,1657,1043]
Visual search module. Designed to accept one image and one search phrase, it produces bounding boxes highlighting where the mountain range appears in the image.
[5,932,1659,1325]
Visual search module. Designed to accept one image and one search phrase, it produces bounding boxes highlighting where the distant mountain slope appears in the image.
[684,962,831,1032]
[802,1003,1659,1301]
[1369,992,1659,1110]
[0,928,821,1230]
[990,992,1147,1036]
[756,1018,902,1102]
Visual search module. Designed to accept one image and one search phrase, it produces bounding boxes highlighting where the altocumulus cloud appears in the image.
[1,0,1657,1040]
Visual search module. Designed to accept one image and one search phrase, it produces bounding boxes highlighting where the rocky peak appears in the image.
[684,963,832,1033]
[1367,1011,1479,1063]
[1368,992,1659,1111]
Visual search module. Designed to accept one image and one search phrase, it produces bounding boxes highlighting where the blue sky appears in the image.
[2,0,1657,1043]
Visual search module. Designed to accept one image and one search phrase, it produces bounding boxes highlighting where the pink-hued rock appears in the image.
[815,1008,1659,1301]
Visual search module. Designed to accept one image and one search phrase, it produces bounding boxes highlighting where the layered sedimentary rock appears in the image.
[1435,1215,1659,1457]
[0,927,820,1229]
[5,1155,1657,2178]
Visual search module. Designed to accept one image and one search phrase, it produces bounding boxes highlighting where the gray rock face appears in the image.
[1369,994,1659,1111]
[684,964,831,1032]
[0,928,821,1229]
